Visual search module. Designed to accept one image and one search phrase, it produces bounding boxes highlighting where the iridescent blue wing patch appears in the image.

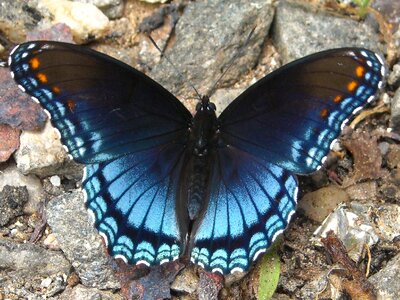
[9,41,192,164]
[8,41,192,268]
[191,146,297,274]
[218,48,386,174]
[84,142,186,266]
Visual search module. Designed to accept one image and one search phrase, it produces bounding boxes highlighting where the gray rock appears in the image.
[150,0,275,99]
[171,267,199,294]
[388,64,400,88]
[0,185,29,226]
[73,0,124,19]
[298,186,350,223]
[46,190,120,289]
[0,0,41,44]
[369,253,400,299]
[273,0,385,63]
[60,284,123,300]
[212,88,243,116]
[391,87,400,132]
[0,239,70,297]
[0,162,43,215]
[14,120,84,179]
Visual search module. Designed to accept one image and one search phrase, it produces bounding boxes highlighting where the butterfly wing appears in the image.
[84,142,188,265]
[9,41,192,164]
[190,146,297,274]
[9,41,192,266]
[191,48,385,274]
[218,48,386,174]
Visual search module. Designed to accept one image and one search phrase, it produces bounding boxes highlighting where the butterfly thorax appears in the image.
[183,96,218,222]
[191,96,218,157]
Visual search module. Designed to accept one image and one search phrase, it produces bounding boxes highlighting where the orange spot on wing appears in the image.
[37,72,48,83]
[320,108,329,119]
[355,66,365,77]
[66,99,76,112]
[347,81,357,92]
[333,95,342,103]
[52,86,61,94]
[29,57,40,69]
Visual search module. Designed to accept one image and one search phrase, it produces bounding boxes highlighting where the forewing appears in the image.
[9,41,192,163]
[218,48,385,174]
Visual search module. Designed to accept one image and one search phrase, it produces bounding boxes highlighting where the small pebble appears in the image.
[43,233,60,250]
[50,175,61,187]
[41,277,52,288]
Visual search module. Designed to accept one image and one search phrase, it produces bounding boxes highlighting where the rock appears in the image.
[73,0,125,19]
[60,284,123,300]
[369,253,400,299]
[0,67,48,131]
[0,185,29,226]
[140,0,168,3]
[298,186,350,223]
[0,0,42,43]
[391,87,400,132]
[345,181,377,201]
[171,267,199,294]
[388,64,400,88]
[46,190,120,289]
[212,88,243,116]
[26,23,75,43]
[38,0,110,43]
[13,120,80,178]
[0,239,70,297]
[150,0,275,100]
[0,163,44,214]
[386,144,400,169]
[43,233,60,250]
[273,1,384,63]
[0,124,20,162]
[373,203,400,242]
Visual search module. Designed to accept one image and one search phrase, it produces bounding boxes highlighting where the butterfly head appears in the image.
[196,95,216,112]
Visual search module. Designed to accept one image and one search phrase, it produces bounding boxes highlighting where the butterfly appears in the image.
[8,41,385,275]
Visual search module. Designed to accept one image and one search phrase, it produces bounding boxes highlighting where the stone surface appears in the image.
[391,86,400,132]
[60,284,124,300]
[0,67,48,131]
[150,0,275,100]
[298,186,350,223]
[38,0,110,43]
[388,64,400,88]
[73,0,124,19]
[369,253,400,299]
[0,239,70,298]
[0,163,44,214]
[14,120,70,178]
[0,0,42,43]
[0,124,20,162]
[171,267,199,294]
[0,185,29,226]
[345,181,378,201]
[46,190,120,289]
[373,203,400,242]
[212,88,243,116]
[273,0,384,63]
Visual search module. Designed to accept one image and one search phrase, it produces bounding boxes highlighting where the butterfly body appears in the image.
[9,42,385,274]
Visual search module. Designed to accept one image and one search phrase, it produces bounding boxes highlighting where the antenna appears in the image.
[206,27,256,97]
[146,33,203,101]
